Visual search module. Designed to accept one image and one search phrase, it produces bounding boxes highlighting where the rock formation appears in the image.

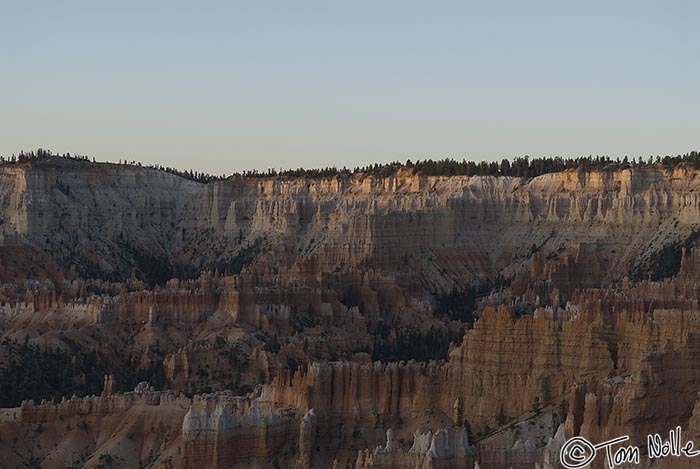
[2,158,700,467]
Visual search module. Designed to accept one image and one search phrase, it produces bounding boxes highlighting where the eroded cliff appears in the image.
[2,159,700,468]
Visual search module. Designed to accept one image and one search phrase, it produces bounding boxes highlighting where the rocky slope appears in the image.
[2,158,700,467]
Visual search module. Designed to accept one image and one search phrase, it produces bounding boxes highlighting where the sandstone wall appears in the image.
[6,161,700,291]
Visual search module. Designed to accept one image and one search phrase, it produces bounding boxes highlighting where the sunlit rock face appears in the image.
[6,159,700,288]
[4,159,700,467]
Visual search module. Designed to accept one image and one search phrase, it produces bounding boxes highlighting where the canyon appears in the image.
[2,157,700,467]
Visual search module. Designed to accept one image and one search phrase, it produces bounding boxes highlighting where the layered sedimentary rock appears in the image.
[180,402,295,469]
[19,285,700,468]
[354,427,474,469]
[296,409,317,468]
[257,297,700,467]
[4,159,700,467]
[4,159,700,291]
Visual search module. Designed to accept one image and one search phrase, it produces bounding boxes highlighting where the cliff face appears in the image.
[14,290,700,469]
[260,304,700,444]
[4,159,700,290]
[5,160,700,468]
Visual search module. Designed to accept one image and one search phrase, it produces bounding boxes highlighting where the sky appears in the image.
[1,1,698,175]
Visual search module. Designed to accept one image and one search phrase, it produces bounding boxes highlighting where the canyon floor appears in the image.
[2,157,700,468]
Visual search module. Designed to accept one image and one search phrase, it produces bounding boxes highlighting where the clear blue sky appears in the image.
[1,1,698,174]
